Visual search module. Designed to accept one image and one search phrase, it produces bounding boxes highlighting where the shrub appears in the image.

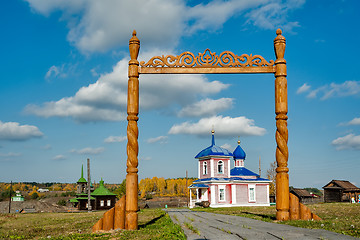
[31,192,39,199]
[57,199,67,206]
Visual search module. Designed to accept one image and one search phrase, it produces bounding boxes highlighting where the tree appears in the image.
[113,179,126,199]
[266,160,276,196]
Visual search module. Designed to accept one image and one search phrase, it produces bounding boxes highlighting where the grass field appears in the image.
[0,209,186,240]
[1,203,359,239]
[193,202,360,238]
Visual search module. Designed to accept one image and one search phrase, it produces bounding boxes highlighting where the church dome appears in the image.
[195,130,233,158]
[77,165,87,183]
[233,140,246,160]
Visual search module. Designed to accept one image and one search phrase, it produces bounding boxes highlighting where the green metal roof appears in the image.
[70,198,79,203]
[76,197,95,200]
[77,164,87,183]
[91,178,116,196]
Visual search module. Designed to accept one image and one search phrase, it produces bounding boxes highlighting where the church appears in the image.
[70,165,117,210]
[189,131,270,208]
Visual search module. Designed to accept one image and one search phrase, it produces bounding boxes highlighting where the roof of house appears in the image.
[230,167,259,177]
[195,131,233,158]
[323,180,360,191]
[194,177,270,183]
[189,183,209,188]
[291,188,313,198]
[233,140,246,160]
[91,178,117,196]
[77,165,87,183]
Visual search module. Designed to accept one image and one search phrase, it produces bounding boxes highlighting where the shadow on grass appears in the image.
[138,213,165,229]
[241,211,276,221]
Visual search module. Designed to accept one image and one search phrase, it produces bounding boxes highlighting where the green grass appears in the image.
[184,221,200,235]
[193,203,360,238]
[0,209,186,240]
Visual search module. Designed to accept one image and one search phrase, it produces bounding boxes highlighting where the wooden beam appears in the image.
[139,66,275,74]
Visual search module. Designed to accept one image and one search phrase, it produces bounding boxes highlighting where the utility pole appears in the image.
[259,156,261,177]
[8,181,12,213]
[87,158,92,212]
[186,170,188,207]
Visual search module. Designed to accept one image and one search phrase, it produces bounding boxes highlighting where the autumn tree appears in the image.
[266,160,276,196]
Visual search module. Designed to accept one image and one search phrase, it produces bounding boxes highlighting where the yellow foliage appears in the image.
[139,177,196,198]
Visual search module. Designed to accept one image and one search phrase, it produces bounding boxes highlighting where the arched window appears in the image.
[203,161,207,175]
[217,160,223,174]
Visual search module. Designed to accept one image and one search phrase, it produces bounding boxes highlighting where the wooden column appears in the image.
[126,30,140,230]
[274,29,289,221]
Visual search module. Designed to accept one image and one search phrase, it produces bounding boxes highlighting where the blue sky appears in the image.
[1,0,359,189]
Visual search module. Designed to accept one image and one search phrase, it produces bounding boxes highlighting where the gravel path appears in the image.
[165,209,356,240]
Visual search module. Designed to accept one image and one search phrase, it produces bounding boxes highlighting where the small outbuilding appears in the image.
[323,180,360,203]
[290,188,315,204]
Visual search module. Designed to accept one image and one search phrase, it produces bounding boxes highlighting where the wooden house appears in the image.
[71,165,117,210]
[290,188,316,204]
[323,180,360,203]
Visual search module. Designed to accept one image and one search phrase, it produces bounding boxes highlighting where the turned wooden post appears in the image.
[274,29,289,221]
[126,30,140,230]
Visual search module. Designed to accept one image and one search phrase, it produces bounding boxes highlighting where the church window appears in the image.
[203,161,207,175]
[107,200,111,206]
[100,200,104,207]
[249,186,256,202]
[219,187,225,201]
[217,161,223,174]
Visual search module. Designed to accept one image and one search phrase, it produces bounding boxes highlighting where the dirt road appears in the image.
[166,209,355,240]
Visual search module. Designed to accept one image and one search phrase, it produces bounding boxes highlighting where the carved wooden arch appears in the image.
[126,29,288,229]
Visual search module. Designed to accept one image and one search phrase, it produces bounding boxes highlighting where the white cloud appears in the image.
[45,66,60,79]
[146,136,168,144]
[70,147,105,155]
[302,81,360,100]
[104,135,127,143]
[221,143,233,151]
[0,121,43,141]
[53,155,66,161]
[245,0,304,32]
[178,98,233,117]
[140,156,152,161]
[322,81,360,100]
[26,0,304,53]
[168,115,266,137]
[41,144,52,150]
[296,83,310,94]
[0,152,22,157]
[348,118,360,125]
[332,134,360,150]
[44,64,77,81]
[25,55,228,122]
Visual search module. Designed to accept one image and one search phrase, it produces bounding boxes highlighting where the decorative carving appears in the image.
[140,49,274,68]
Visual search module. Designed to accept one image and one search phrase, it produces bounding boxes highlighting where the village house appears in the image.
[323,180,360,203]
[70,165,117,210]
[12,191,24,202]
[189,131,270,208]
[290,188,318,204]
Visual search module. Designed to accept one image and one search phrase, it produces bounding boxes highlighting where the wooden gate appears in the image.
[126,29,289,229]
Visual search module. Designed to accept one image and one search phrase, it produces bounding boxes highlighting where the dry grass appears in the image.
[0,209,186,239]
[193,202,360,238]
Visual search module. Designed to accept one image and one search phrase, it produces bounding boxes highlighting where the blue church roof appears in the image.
[233,140,246,159]
[195,131,233,158]
[230,167,259,177]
